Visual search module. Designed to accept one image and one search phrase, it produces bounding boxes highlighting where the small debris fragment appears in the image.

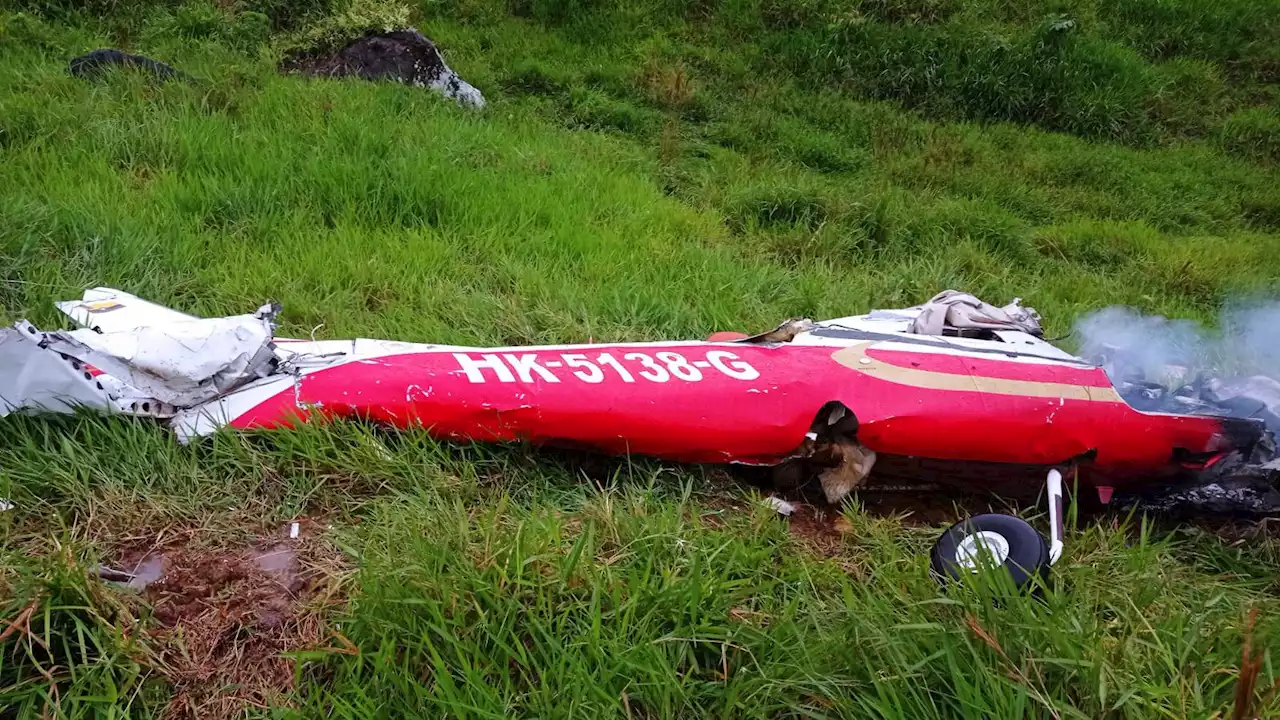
[94,565,136,583]
[128,554,166,590]
[290,521,300,539]
[252,544,299,582]
[764,496,797,516]
[69,49,188,82]
[95,554,166,589]
[0,498,12,511]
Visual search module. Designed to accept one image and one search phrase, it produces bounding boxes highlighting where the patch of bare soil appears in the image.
[785,504,844,556]
[115,525,346,719]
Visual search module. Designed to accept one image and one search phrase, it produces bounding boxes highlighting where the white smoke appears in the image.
[1074,299,1280,430]
[1075,300,1280,384]
[1076,307,1206,387]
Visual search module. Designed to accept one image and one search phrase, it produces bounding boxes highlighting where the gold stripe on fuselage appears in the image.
[830,343,1123,403]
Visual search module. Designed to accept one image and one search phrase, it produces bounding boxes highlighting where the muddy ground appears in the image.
[107,523,345,719]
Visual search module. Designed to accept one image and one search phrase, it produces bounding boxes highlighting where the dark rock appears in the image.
[69,48,189,82]
[282,29,484,108]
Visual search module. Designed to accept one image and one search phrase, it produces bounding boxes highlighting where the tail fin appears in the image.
[56,287,197,333]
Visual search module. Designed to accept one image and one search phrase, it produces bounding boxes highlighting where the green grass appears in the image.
[2,0,1280,716]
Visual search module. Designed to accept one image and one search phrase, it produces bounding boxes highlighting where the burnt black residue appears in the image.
[1110,377,1280,514]
[1078,303,1280,436]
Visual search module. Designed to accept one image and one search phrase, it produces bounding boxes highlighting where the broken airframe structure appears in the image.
[4,288,1279,586]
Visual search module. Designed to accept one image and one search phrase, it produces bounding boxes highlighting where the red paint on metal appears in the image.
[866,346,1113,386]
[706,331,750,342]
[224,341,1230,487]
[229,389,306,431]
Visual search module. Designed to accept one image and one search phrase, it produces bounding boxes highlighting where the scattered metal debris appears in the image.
[764,496,797,516]
[95,554,165,589]
[94,564,136,583]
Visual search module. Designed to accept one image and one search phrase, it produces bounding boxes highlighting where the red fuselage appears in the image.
[226,339,1244,490]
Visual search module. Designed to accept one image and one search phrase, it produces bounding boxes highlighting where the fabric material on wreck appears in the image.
[910,290,1043,336]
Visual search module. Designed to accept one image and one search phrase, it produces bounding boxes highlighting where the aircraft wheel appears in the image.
[930,513,1049,588]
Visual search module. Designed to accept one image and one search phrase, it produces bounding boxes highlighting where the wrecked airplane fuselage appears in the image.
[3,288,1278,516]
[8,288,1280,587]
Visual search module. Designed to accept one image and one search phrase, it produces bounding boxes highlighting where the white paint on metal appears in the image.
[1047,469,1065,564]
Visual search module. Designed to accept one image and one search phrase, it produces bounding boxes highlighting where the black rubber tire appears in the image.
[930,513,1050,589]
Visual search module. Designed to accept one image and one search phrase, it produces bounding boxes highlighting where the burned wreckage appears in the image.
[3,288,1279,585]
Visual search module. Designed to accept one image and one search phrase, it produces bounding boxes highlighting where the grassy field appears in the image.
[2,0,1280,716]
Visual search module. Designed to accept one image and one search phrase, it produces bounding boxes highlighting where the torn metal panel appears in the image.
[0,323,114,417]
[737,317,815,344]
[56,287,198,333]
[170,374,299,442]
[39,304,280,407]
